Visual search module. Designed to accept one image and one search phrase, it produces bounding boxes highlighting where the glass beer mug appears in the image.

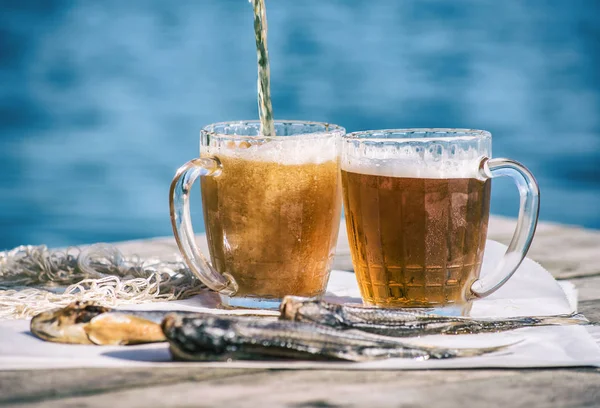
[169,121,345,309]
[341,128,540,314]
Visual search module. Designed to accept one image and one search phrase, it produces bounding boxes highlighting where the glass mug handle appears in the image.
[169,157,238,296]
[470,157,540,298]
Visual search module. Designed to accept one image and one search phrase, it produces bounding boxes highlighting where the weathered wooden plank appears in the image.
[111,216,600,280]
[0,368,264,405]
[579,300,600,324]
[4,368,599,408]
[572,276,600,304]
[488,216,600,280]
[567,275,600,322]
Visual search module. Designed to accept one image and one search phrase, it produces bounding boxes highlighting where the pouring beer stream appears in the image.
[251,0,275,136]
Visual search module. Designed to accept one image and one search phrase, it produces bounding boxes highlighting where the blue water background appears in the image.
[1,0,599,250]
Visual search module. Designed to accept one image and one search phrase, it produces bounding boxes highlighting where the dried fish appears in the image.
[30,301,199,345]
[162,313,510,362]
[280,297,589,337]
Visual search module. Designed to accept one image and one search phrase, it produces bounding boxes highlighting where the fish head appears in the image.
[29,301,111,345]
[280,296,346,328]
[162,313,238,355]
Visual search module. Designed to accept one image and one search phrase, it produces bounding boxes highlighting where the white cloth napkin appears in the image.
[1,240,599,371]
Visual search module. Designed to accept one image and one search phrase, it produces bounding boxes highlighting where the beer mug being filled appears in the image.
[170,121,344,309]
[341,129,539,314]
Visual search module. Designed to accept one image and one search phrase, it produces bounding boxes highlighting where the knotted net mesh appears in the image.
[0,244,204,319]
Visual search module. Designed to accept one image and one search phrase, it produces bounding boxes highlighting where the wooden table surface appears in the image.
[2,216,600,408]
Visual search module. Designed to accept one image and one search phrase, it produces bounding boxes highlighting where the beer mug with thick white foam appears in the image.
[169,121,345,309]
[341,129,539,314]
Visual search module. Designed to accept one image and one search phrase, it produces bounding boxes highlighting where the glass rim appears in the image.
[344,128,491,142]
[201,120,346,140]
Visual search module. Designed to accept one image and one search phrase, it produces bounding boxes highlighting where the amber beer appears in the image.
[342,169,491,308]
[201,154,341,299]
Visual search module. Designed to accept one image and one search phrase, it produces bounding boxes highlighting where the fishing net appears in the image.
[0,244,205,319]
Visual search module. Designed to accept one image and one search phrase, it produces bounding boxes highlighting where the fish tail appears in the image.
[532,313,589,326]
[436,340,524,359]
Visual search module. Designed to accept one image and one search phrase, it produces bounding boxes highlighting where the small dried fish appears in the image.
[30,301,199,345]
[162,313,510,362]
[280,297,589,337]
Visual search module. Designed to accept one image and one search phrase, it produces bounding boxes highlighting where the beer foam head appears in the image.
[342,131,491,179]
[201,121,344,165]
[203,136,339,165]
[342,157,482,178]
